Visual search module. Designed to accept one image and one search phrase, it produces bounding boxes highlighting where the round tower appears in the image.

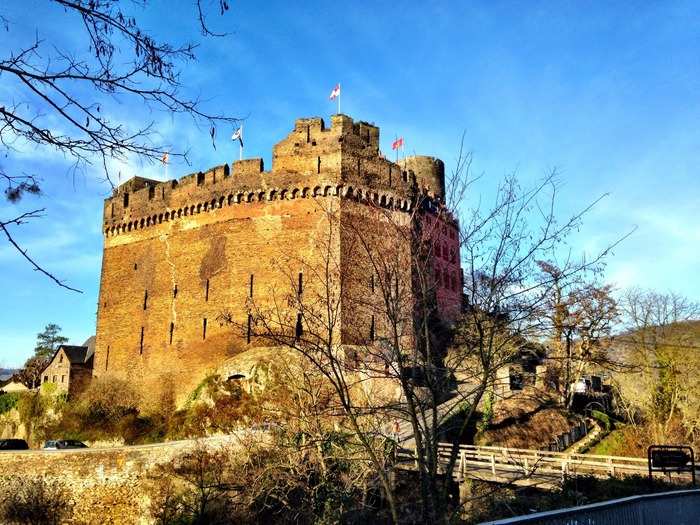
[404,156,445,199]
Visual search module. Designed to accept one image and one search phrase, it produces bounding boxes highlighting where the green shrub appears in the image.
[590,410,611,431]
[0,393,20,415]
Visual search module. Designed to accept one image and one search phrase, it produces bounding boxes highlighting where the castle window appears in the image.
[197,172,205,185]
[148,185,155,200]
[139,327,144,354]
[402,171,408,182]
[202,318,207,340]
[43,376,48,383]
[306,125,310,143]
[143,290,148,310]
[317,156,321,174]
[298,272,303,295]
[173,284,178,299]
[295,312,303,339]
[134,263,138,270]
[249,274,254,298]
[53,375,57,383]
[247,314,252,344]
[162,186,165,199]
[369,316,375,342]
[110,203,114,218]
[123,192,129,208]
[59,354,63,363]
[61,375,65,383]
[105,346,110,371]
[370,274,375,293]
[169,322,174,344]
[205,279,210,301]
[224,164,230,177]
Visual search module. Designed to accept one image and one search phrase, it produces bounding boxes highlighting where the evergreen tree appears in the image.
[33,324,68,360]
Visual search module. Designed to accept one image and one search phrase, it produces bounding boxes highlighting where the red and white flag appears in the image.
[161,152,169,164]
[329,83,341,100]
[391,137,404,150]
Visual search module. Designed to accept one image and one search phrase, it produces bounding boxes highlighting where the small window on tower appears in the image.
[298,273,303,295]
[139,327,144,354]
[197,172,205,185]
[247,314,252,344]
[173,284,178,298]
[143,290,148,310]
[205,279,210,301]
[148,185,155,200]
[295,312,303,339]
[202,318,207,340]
[123,192,129,208]
[169,322,174,344]
[249,274,254,298]
[369,316,375,342]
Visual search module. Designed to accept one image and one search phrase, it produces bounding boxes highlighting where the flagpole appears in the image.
[239,123,243,161]
[337,88,341,115]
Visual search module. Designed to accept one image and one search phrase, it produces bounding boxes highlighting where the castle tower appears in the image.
[94,115,462,406]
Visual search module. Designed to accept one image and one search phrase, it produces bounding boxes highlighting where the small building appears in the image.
[41,337,95,396]
[0,380,28,394]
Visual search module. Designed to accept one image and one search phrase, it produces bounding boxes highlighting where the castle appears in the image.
[93,114,463,405]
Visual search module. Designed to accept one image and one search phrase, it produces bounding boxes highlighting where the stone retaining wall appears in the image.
[0,434,244,524]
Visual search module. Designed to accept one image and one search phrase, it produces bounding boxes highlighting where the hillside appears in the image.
[0,369,17,382]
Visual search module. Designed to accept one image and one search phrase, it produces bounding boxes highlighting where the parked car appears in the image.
[0,438,29,450]
[56,440,88,449]
[43,439,87,450]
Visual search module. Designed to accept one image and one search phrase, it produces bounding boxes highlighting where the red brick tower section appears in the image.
[93,115,463,406]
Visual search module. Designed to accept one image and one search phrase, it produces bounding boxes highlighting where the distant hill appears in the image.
[613,319,700,354]
[0,368,17,381]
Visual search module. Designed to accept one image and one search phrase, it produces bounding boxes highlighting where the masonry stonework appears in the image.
[94,115,462,406]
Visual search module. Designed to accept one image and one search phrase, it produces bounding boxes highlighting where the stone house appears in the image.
[41,338,95,396]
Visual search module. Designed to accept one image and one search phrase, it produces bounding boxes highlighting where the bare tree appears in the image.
[616,289,700,444]
[1,0,238,290]
[538,262,621,408]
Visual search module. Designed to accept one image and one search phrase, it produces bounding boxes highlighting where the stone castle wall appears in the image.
[94,114,462,407]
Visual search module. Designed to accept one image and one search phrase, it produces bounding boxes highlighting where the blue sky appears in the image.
[1,1,699,367]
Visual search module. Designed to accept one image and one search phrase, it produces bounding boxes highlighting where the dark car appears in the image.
[0,438,29,451]
[56,440,88,449]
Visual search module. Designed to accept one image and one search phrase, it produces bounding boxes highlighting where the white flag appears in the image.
[231,127,243,147]
[329,83,341,100]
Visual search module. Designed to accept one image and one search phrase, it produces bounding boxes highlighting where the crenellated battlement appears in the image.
[103,114,450,235]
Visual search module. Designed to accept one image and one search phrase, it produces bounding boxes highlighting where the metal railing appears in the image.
[396,443,699,484]
[479,488,700,524]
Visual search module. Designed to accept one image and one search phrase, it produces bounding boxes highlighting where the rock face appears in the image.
[94,115,463,407]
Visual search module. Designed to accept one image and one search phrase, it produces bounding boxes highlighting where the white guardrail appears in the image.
[398,443,699,481]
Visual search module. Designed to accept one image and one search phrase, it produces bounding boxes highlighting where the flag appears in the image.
[161,152,169,164]
[391,137,404,150]
[329,83,341,100]
[232,127,243,147]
